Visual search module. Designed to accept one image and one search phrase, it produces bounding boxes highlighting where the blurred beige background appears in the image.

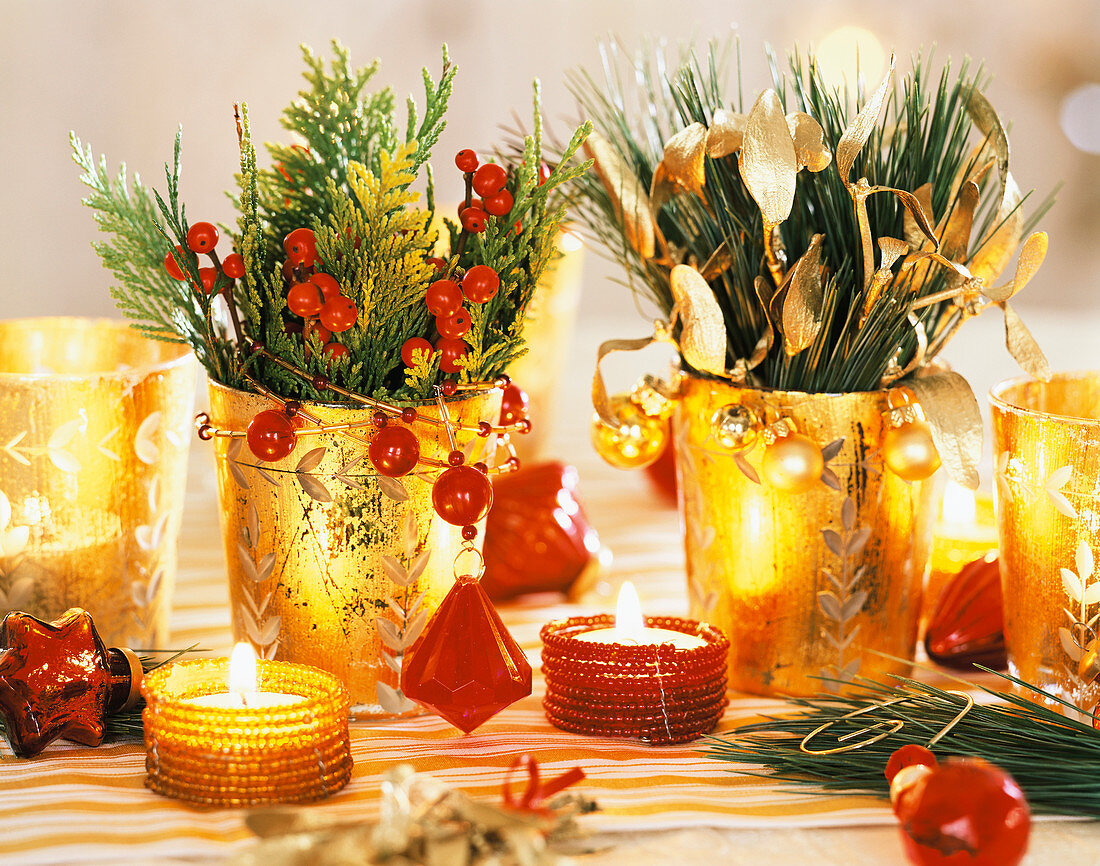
[0,0,1097,325]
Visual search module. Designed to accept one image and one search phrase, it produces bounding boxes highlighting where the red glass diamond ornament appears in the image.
[0,608,138,758]
[401,574,532,733]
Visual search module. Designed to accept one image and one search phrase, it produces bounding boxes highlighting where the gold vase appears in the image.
[672,375,937,696]
[207,382,502,717]
[0,318,196,646]
[991,372,1100,715]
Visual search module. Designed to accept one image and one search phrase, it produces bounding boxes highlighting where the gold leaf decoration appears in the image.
[903,183,935,249]
[878,236,909,271]
[740,89,798,226]
[986,231,1048,303]
[785,111,832,172]
[965,87,1010,207]
[781,234,825,355]
[592,335,657,427]
[584,131,656,258]
[969,173,1023,286]
[706,108,747,157]
[907,370,982,489]
[836,54,896,183]
[1003,303,1052,381]
[700,239,733,281]
[670,264,728,375]
[753,275,778,355]
[650,122,707,213]
[940,181,979,264]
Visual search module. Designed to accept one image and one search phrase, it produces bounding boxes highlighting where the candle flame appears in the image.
[228,642,258,704]
[942,482,977,524]
[614,581,646,641]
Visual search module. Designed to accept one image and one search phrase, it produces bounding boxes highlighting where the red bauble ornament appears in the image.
[368,425,420,477]
[436,309,471,340]
[310,272,341,301]
[287,281,325,317]
[0,609,140,757]
[886,745,938,783]
[462,265,500,304]
[472,163,508,197]
[401,337,434,367]
[435,337,469,374]
[283,227,317,265]
[481,462,601,601]
[320,296,358,333]
[246,409,299,461]
[893,757,1030,866]
[432,465,493,526]
[400,574,532,733]
[426,279,463,317]
[186,221,219,253]
[221,252,246,279]
[925,556,1007,670]
[498,382,529,425]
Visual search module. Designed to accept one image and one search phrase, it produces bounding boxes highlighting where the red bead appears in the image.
[448,449,465,466]
[400,407,418,424]
[473,461,488,474]
[283,228,317,265]
[482,189,514,217]
[432,465,494,526]
[440,380,458,397]
[435,337,469,374]
[287,281,325,317]
[164,246,186,280]
[320,296,357,332]
[368,425,420,477]
[283,400,301,417]
[499,383,529,425]
[495,374,511,387]
[459,207,486,234]
[462,265,500,304]
[246,409,298,461]
[515,419,532,434]
[198,267,218,293]
[312,374,330,390]
[249,340,265,355]
[461,525,478,541]
[455,149,479,173]
[436,309,471,340]
[323,342,350,364]
[426,256,447,273]
[426,279,463,317]
[400,574,532,733]
[186,221,219,254]
[310,272,341,301]
[196,424,213,441]
[472,163,508,197]
[477,421,492,437]
[401,337,434,368]
[886,745,938,784]
[221,252,245,279]
[372,410,388,427]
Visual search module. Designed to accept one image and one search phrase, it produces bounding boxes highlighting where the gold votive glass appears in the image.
[141,657,352,807]
[926,485,998,621]
[991,372,1100,714]
[0,318,196,646]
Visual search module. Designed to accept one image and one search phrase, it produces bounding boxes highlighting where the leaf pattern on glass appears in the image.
[235,500,280,659]
[3,432,30,466]
[47,418,82,473]
[1045,465,1077,518]
[134,411,161,465]
[1058,541,1099,676]
[817,495,869,690]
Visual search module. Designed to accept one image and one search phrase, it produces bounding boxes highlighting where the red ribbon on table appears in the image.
[501,753,586,813]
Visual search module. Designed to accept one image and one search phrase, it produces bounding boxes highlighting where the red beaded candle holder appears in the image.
[540,614,730,745]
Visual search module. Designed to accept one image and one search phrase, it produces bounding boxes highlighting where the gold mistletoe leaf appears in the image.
[785,111,832,172]
[861,236,909,326]
[969,173,1023,286]
[753,275,778,355]
[670,264,727,375]
[700,239,733,281]
[740,89,797,226]
[781,234,825,355]
[1003,303,1052,381]
[584,131,655,258]
[650,122,707,213]
[941,181,979,265]
[907,371,983,489]
[836,54,896,184]
[902,183,934,251]
[870,187,937,249]
[986,232,1048,303]
[706,108,747,158]
[965,87,1010,208]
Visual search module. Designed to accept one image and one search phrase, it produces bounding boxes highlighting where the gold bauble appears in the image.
[591,396,669,470]
[883,420,941,481]
[761,433,823,493]
[630,375,674,420]
[711,404,758,451]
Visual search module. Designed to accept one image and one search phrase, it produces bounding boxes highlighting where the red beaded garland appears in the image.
[440,380,458,397]
[245,410,299,462]
[432,465,493,526]
[400,407,418,424]
[499,383,529,425]
[461,525,478,541]
[368,425,420,477]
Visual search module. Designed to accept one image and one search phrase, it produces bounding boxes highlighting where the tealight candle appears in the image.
[927,483,998,618]
[573,583,706,650]
[184,643,306,708]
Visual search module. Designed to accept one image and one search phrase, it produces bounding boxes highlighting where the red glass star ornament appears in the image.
[0,608,125,757]
[401,574,532,733]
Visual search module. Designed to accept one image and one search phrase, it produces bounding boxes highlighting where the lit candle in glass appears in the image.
[574,582,705,650]
[185,643,305,708]
[927,483,998,616]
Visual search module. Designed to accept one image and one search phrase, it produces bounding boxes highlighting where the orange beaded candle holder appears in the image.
[141,656,352,807]
[540,612,730,745]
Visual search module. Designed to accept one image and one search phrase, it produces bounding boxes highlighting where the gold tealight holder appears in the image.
[141,656,352,807]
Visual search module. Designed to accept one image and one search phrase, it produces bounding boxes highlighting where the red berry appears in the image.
[310,273,341,301]
[323,342,350,365]
[319,296,357,332]
[482,189,514,217]
[283,319,303,337]
[436,309,471,340]
[458,199,484,218]
[432,464,494,526]
[426,256,447,273]
[455,149,479,172]
[499,383,529,425]
[198,267,218,293]
[246,409,298,461]
[462,265,500,304]
[435,337,469,373]
[186,221,219,254]
[459,207,486,234]
[287,281,325,317]
[886,745,938,784]
[222,252,245,279]
[537,162,552,185]
[164,246,186,281]
[425,279,463,317]
[513,220,523,235]
[472,163,507,197]
[283,228,317,265]
[368,425,420,477]
[304,320,331,345]
[401,337,434,368]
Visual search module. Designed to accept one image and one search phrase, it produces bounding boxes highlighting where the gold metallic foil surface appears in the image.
[991,372,1100,714]
[207,382,502,717]
[0,318,196,647]
[673,375,937,697]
